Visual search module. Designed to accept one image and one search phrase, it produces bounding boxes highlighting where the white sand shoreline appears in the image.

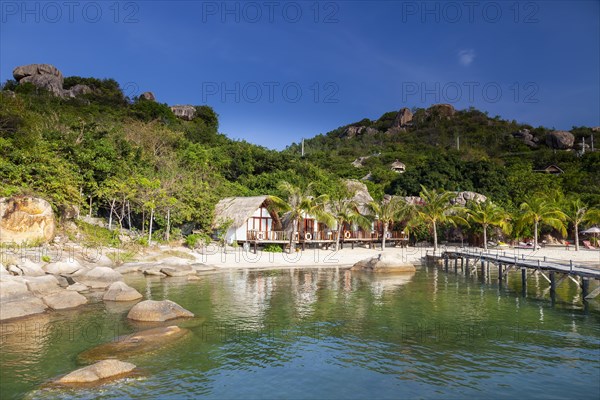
[163,245,600,270]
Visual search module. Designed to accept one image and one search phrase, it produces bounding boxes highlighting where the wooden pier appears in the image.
[434,248,600,300]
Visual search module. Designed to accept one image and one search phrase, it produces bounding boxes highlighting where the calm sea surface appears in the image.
[1,266,599,399]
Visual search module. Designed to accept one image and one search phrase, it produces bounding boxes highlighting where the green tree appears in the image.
[518,196,566,249]
[272,181,332,253]
[328,191,371,251]
[562,197,600,251]
[367,197,404,251]
[415,186,466,252]
[466,200,511,250]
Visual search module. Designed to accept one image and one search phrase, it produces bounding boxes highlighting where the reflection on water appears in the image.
[1,267,599,400]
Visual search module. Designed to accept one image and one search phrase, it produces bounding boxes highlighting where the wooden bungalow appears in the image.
[213,196,283,244]
[534,165,564,175]
[390,160,406,173]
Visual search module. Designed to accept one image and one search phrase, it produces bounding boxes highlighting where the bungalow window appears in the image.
[304,218,315,233]
[249,207,271,232]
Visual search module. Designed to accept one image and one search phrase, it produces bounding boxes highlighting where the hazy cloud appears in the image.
[458,49,476,66]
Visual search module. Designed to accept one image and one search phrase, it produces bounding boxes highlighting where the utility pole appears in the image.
[592,134,595,152]
[582,137,586,155]
[301,138,305,157]
[456,134,460,151]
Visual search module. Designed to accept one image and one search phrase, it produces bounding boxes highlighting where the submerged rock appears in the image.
[127,300,194,322]
[78,326,189,362]
[161,265,195,277]
[351,253,416,273]
[56,359,136,384]
[103,281,143,302]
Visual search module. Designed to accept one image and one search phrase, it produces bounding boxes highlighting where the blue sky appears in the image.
[1,1,599,149]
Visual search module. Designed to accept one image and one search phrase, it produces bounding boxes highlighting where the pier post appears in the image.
[481,260,485,278]
[444,256,449,273]
[550,271,556,294]
[582,278,589,299]
[454,257,458,274]
[521,268,527,296]
[498,264,503,281]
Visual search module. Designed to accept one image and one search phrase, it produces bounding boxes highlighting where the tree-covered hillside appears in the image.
[287,106,600,208]
[0,79,338,238]
[1,75,598,242]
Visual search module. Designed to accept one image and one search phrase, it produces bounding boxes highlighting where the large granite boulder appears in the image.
[56,360,136,384]
[546,130,575,149]
[427,103,456,118]
[17,259,45,276]
[43,260,84,275]
[42,291,87,310]
[103,281,143,302]
[0,277,48,321]
[64,84,92,98]
[74,267,123,288]
[343,125,365,138]
[140,91,155,101]
[170,105,196,120]
[161,264,195,277]
[127,300,194,322]
[451,191,487,206]
[78,326,189,362]
[0,296,48,321]
[393,107,413,127]
[0,196,56,244]
[23,275,61,296]
[352,253,416,273]
[13,64,64,96]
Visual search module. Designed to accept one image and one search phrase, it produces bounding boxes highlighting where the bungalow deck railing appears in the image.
[247,230,288,241]
[246,230,407,243]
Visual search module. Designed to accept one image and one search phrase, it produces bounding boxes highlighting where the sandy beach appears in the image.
[146,244,600,270]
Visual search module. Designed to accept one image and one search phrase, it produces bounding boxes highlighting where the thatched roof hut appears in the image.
[390,160,406,173]
[212,196,281,230]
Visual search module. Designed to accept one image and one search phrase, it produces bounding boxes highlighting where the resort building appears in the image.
[213,196,282,244]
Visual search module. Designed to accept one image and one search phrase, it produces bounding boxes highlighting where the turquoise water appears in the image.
[1,267,599,399]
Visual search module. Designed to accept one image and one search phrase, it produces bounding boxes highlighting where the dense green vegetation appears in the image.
[289,108,600,208]
[1,77,598,245]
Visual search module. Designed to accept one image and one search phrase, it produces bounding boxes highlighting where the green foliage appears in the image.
[41,255,51,263]
[76,221,121,247]
[185,233,211,248]
[263,244,283,253]
[2,74,597,248]
[129,98,177,123]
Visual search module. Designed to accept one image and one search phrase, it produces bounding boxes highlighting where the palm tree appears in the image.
[273,181,331,253]
[415,186,466,253]
[367,196,403,251]
[328,195,371,251]
[466,200,511,250]
[518,196,566,249]
[563,197,600,251]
